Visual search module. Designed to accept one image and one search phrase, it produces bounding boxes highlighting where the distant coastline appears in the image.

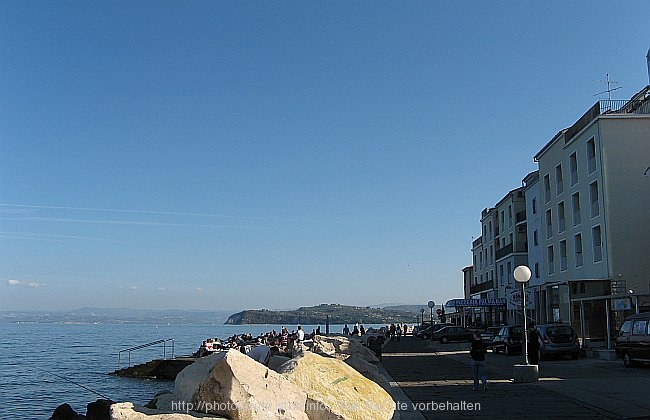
[224,303,418,325]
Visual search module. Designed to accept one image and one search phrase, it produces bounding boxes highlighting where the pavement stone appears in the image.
[379,335,650,419]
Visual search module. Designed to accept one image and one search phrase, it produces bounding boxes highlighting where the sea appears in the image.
[0,322,381,419]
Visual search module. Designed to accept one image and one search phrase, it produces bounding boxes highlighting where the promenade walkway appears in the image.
[379,335,650,419]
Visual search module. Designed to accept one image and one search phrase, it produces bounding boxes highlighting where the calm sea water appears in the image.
[0,322,376,419]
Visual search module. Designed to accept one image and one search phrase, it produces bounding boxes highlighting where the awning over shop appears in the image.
[445,298,507,308]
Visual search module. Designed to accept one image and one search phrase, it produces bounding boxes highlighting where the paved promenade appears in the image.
[379,335,650,419]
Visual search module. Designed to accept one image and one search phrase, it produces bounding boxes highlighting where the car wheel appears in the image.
[623,352,636,368]
[440,337,449,344]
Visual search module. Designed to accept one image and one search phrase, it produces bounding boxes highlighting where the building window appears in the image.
[508,204,513,228]
[499,264,504,286]
[560,240,567,271]
[574,234,583,267]
[587,137,596,174]
[507,261,512,285]
[558,202,566,233]
[570,152,578,186]
[592,225,603,262]
[500,210,505,227]
[534,262,540,278]
[546,209,553,239]
[555,164,564,195]
[488,221,492,239]
[532,198,537,214]
[572,192,581,226]
[533,230,538,246]
[590,181,599,218]
[544,174,551,203]
[548,245,555,275]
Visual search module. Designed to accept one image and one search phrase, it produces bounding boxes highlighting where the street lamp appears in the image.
[514,265,531,365]
[428,301,435,341]
[513,265,538,383]
[420,308,425,328]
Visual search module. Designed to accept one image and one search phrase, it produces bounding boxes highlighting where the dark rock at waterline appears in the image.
[49,403,86,420]
[86,399,114,420]
[50,399,114,420]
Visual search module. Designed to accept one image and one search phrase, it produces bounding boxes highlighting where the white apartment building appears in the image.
[469,188,527,326]
[533,86,650,340]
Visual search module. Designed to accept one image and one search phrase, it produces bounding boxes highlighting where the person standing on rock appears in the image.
[469,330,488,391]
[343,324,350,335]
[396,324,402,341]
[297,325,305,342]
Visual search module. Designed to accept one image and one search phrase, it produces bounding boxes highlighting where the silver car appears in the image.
[536,323,581,360]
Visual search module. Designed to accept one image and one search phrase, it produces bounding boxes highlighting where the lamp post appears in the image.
[420,308,425,329]
[513,265,538,382]
[428,301,435,341]
[514,265,531,365]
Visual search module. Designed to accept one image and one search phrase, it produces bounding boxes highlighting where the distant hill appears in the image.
[381,304,429,313]
[224,303,418,325]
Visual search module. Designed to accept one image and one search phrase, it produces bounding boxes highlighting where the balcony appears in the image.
[565,96,650,144]
[472,236,483,248]
[516,211,527,223]
[470,281,494,295]
[495,243,528,260]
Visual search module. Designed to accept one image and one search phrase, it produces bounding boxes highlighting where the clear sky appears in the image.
[1,1,649,312]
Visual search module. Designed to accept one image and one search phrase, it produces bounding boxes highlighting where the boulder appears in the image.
[49,403,86,420]
[310,335,379,364]
[87,399,114,420]
[110,402,222,419]
[175,349,308,420]
[278,351,395,420]
[343,355,391,393]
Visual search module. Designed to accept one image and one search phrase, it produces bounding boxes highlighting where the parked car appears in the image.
[428,326,473,343]
[492,325,523,355]
[615,312,650,367]
[416,323,453,339]
[480,326,502,348]
[535,323,581,360]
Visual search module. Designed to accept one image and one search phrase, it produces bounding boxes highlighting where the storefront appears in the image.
[445,298,507,328]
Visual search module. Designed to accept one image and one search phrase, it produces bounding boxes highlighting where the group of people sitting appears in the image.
[193,325,319,364]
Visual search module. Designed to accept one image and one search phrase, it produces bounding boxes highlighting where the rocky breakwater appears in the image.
[110,334,396,420]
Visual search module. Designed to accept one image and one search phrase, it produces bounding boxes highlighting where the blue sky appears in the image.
[1,1,649,312]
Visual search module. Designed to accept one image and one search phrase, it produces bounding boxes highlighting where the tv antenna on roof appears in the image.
[593,73,623,101]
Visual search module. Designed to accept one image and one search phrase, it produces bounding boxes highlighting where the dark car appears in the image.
[535,323,581,360]
[615,312,650,367]
[417,323,453,339]
[428,326,473,344]
[492,325,523,355]
[480,326,502,348]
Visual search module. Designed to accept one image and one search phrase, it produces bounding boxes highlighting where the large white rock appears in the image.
[278,351,395,420]
[175,349,308,420]
[310,335,379,364]
[343,355,391,393]
[110,402,223,419]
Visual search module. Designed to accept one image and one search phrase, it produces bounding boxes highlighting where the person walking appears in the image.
[469,330,488,391]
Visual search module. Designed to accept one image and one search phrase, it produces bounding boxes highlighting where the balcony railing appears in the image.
[495,243,528,260]
[470,281,494,295]
[566,98,650,144]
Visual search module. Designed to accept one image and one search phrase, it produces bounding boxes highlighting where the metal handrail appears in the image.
[117,338,175,370]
